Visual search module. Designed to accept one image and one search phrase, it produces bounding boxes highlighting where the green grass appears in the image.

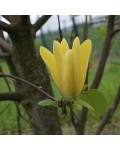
[0,60,30,134]
[0,24,120,134]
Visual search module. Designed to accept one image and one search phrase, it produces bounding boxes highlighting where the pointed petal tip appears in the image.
[61,38,69,52]
[84,39,92,45]
[53,40,60,45]
[40,46,48,55]
[72,36,80,49]
[75,36,79,40]
[87,39,92,49]
[39,46,44,55]
[61,38,66,42]
[61,38,67,45]
[82,39,92,50]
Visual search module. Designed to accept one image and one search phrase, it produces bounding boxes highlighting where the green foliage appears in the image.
[97,27,107,36]
[0,60,15,92]
[39,99,57,107]
[110,61,120,66]
[0,102,30,134]
[78,90,107,117]
[74,99,94,111]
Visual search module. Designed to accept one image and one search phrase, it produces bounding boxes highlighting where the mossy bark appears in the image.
[8,16,62,134]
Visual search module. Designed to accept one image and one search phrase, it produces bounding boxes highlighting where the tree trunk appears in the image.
[8,16,62,134]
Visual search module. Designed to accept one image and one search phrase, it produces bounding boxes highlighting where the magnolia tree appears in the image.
[0,15,120,135]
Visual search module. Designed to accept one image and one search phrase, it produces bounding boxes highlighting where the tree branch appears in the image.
[77,15,89,135]
[0,73,57,101]
[0,52,11,58]
[82,15,88,41]
[0,102,11,115]
[15,102,22,134]
[0,20,11,32]
[33,15,51,33]
[0,30,19,87]
[0,92,24,101]
[57,15,63,42]
[69,105,78,132]
[19,15,30,26]
[91,15,115,89]
[1,15,11,22]
[111,28,120,37]
[89,20,106,26]
[0,65,12,92]
[0,37,12,53]
[95,85,120,135]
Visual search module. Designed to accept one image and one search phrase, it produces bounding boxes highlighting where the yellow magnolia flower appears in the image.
[40,37,92,100]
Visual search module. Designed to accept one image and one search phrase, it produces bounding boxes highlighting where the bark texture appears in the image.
[8,16,62,134]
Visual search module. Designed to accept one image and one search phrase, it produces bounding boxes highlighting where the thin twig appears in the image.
[0,73,57,101]
[0,92,24,101]
[57,15,63,42]
[0,65,22,134]
[0,20,11,32]
[82,15,88,42]
[1,15,11,22]
[0,102,11,115]
[15,102,22,135]
[91,15,115,89]
[0,65,12,92]
[0,30,20,88]
[70,16,79,47]
[0,66,24,102]
[34,15,51,33]
[0,29,22,135]
[111,28,120,37]
[19,113,29,124]
[0,37,12,53]
[96,85,120,135]
[89,20,106,26]
[77,15,89,135]
[71,16,79,37]
[0,52,11,58]
[69,105,78,131]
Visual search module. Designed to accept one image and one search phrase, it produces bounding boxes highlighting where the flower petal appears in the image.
[62,50,76,99]
[53,41,64,89]
[40,46,61,90]
[72,36,80,50]
[76,39,92,95]
[61,38,69,54]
